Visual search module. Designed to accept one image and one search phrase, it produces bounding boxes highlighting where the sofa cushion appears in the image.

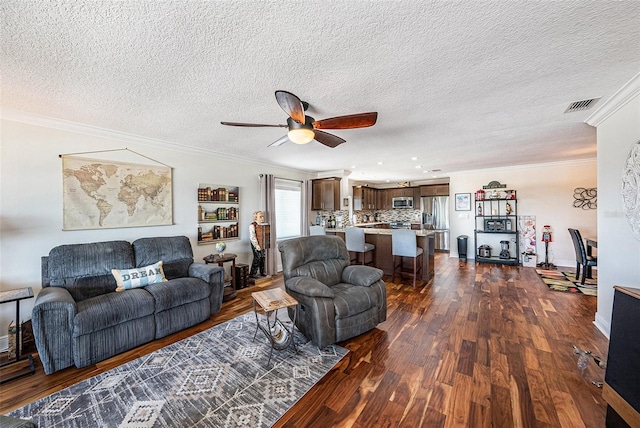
[73,289,155,337]
[46,241,135,301]
[58,274,118,302]
[145,277,211,312]
[332,283,378,319]
[112,261,167,291]
[132,236,194,279]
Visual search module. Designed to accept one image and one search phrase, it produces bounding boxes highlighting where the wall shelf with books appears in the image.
[197,184,240,245]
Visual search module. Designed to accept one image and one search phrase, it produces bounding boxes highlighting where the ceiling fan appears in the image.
[221,90,377,148]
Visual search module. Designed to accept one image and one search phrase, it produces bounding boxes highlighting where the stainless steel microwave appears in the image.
[392,197,414,209]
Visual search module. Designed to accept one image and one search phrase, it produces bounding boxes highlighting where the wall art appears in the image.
[62,155,173,230]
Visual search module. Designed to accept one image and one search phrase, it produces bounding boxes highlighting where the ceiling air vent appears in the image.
[564,97,601,113]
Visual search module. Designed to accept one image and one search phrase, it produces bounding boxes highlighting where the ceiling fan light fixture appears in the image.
[288,128,315,144]
[223,92,377,149]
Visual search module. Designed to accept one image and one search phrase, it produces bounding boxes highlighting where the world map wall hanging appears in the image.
[61,154,173,230]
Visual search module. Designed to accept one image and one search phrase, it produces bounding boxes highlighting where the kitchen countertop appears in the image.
[352,222,387,227]
[325,228,435,237]
[351,221,422,227]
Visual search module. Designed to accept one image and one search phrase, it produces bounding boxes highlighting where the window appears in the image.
[275,178,302,240]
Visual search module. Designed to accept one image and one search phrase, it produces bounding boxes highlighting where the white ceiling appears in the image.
[2,1,639,184]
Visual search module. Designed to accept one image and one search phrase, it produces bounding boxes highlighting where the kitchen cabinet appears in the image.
[390,187,419,198]
[363,187,377,210]
[421,184,449,196]
[353,186,362,210]
[312,178,341,211]
[355,186,421,210]
[412,187,422,201]
[353,186,377,210]
[389,188,403,198]
[377,189,392,210]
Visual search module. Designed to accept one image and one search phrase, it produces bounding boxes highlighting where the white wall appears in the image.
[449,161,597,267]
[589,75,640,337]
[0,115,313,333]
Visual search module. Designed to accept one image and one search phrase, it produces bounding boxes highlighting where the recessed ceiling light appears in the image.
[351,165,356,169]
[423,170,429,173]
[411,157,418,161]
[386,180,390,182]
[377,161,383,165]
[415,165,422,169]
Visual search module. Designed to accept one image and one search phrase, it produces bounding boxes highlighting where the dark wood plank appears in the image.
[0,254,609,427]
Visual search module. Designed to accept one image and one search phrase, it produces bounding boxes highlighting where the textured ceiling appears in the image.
[1,1,639,184]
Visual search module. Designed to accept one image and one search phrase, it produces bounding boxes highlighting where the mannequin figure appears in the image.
[249,210,266,278]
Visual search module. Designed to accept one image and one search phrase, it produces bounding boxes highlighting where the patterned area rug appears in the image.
[536,268,597,296]
[7,312,348,427]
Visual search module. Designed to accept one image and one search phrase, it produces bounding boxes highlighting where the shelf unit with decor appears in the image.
[474,189,519,266]
[197,183,240,245]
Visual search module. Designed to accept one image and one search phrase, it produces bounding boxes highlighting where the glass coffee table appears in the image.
[251,288,298,366]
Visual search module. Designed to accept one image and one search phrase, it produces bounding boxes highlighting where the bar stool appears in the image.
[309,225,326,235]
[392,229,423,287]
[345,226,375,265]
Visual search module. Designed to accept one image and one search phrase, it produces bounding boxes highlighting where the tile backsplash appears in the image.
[313,209,422,226]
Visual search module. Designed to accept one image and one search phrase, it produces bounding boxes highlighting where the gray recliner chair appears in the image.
[278,235,387,349]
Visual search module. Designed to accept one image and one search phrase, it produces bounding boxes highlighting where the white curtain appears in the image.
[260,174,277,275]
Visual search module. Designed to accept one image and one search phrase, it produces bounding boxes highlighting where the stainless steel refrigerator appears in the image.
[421,196,450,251]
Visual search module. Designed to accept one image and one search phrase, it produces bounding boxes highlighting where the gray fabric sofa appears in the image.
[32,236,224,374]
[278,235,387,349]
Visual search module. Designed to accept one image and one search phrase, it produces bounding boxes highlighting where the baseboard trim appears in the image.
[594,311,611,339]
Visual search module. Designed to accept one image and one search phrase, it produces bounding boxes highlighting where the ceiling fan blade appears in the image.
[313,130,346,148]
[268,135,289,147]
[221,121,287,128]
[275,90,306,124]
[312,112,378,130]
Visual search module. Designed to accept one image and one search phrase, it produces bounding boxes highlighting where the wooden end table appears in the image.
[0,287,35,383]
[203,253,237,301]
[251,288,298,366]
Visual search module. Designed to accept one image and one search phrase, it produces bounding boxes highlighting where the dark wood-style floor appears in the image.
[0,253,609,427]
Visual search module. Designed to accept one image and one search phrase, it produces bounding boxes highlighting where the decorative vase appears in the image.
[215,242,226,256]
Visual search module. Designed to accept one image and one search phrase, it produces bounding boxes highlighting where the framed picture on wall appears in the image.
[455,193,471,211]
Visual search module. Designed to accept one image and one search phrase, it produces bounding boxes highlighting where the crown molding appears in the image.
[0,108,313,175]
[316,170,352,179]
[585,72,640,127]
[448,157,597,176]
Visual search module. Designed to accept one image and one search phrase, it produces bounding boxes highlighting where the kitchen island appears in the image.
[327,228,435,282]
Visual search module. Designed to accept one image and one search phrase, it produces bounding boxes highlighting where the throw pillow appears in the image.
[112,261,167,292]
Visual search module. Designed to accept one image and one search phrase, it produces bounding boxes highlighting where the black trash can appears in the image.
[457,235,468,261]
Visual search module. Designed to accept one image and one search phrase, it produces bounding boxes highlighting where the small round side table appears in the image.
[203,253,237,301]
